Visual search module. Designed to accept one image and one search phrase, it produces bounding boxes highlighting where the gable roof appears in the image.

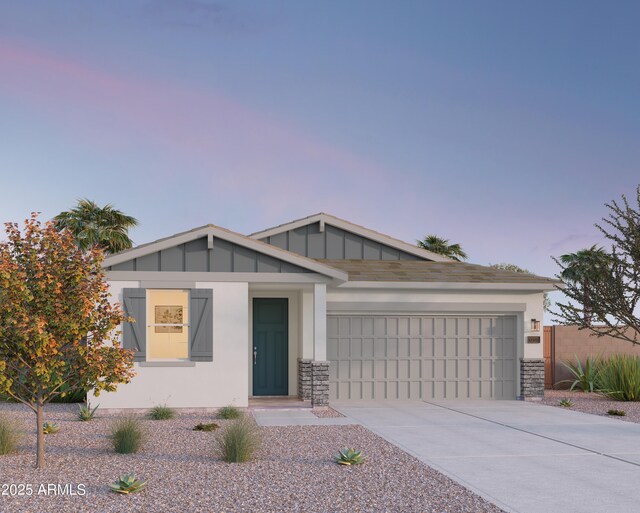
[249,212,452,263]
[103,224,348,281]
[319,259,560,290]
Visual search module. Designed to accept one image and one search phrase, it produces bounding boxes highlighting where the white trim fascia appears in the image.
[107,271,335,284]
[335,281,558,292]
[326,301,528,313]
[103,225,348,281]
[248,213,452,263]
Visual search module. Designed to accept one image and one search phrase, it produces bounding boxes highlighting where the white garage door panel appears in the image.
[327,315,517,400]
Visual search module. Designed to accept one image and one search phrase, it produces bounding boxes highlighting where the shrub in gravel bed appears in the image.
[607,409,626,416]
[215,417,260,462]
[194,422,219,432]
[77,400,99,421]
[110,415,145,454]
[217,405,242,420]
[148,404,177,420]
[559,398,573,407]
[596,355,640,401]
[559,355,601,392]
[109,473,148,494]
[42,421,59,434]
[0,415,22,455]
[336,447,366,466]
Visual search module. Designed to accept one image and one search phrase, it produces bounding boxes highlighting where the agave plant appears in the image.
[558,398,573,408]
[108,473,148,494]
[558,355,600,392]
[42,422,59,434]
[336,448,366,466]
[78,400,99,421]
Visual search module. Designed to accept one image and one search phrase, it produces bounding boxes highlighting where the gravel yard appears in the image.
[532,390,640,423]
[0,403,503,513]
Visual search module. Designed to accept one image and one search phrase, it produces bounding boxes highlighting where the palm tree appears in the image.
[558,245,611,325]
[54,199,138,254]
[417,235,468,261]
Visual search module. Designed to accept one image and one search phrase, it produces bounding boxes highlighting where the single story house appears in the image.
[94,213,557,409]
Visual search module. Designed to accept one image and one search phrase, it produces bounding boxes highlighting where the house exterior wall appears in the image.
[260,222,422,261]
[326,288,545,397]
[93,281,250,409]
[109,236,310,273]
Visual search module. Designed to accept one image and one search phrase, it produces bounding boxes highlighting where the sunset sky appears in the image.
[1,1,639,315]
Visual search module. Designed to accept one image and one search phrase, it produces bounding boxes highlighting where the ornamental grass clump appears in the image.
[110,415,145,454]
[215,417,260,463]
[216,405,242,420]
[148,404,176,420]
[0,415,21,455]
[596,355,640,401]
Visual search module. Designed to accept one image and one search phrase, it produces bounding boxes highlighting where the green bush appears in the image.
[148,405,176,420]
[217,405,242,420]
[0,415,21,455]
[596,355,640,401]
[558,355,600,392]
[110,415,145,454]
[607,409,626,416]
[214,417,260,463]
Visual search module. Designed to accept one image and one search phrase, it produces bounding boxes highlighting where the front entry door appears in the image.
[253,298,288,396]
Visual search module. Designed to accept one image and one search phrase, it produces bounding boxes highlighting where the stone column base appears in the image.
[297,359,312,400]
[311,361,330,407]
[520,358,545,398]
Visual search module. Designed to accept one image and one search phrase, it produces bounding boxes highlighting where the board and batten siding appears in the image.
[260,222,423,261]
[107,237,311,273]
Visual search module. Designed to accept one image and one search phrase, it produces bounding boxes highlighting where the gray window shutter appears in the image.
[122,288,146,361]
[190,289,213,361]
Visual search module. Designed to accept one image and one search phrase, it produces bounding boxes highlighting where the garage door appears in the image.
[327,315,517,400]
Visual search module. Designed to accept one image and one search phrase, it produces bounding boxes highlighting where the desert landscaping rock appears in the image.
[0,403,503,513]
[311,407,344,418]
[532,390,640,424]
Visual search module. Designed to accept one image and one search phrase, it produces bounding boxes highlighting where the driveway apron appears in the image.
[333,400,640,513]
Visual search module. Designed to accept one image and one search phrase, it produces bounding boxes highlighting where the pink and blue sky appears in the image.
[1,1,639,310]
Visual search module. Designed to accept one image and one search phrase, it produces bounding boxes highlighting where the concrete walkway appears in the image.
[252,408,356,426]
[333,400,640,513]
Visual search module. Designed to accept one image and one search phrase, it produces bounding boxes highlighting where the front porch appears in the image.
[249,283,330,407]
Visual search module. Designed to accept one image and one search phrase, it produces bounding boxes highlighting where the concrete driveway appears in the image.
[333,400,640,513]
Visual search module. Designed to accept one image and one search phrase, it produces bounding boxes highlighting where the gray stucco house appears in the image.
[94,213,556,409]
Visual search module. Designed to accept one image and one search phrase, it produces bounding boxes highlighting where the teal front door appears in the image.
[253,298,288,396]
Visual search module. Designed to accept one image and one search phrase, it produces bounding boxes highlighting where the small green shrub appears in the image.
[0,415,21,455]
[336,448,367,466]
[78,400,99,421]
[217,405,242,420]
[109,473,147,494]
[194,422,219,432]
[110,415,145,454]
[214,417,260,463]
[558,398,573,408]
[558,355,600,392]
[148,405,176,420]
[596,355,640,401]
[42,421,59,434]
[607,409,626,416]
